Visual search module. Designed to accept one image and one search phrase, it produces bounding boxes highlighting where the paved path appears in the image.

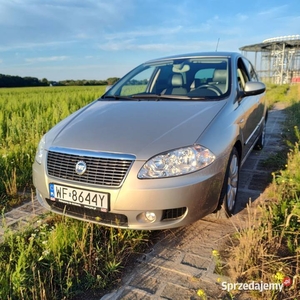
[0,195,47,240]
[102,104,287,300]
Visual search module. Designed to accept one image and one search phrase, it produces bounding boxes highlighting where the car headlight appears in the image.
[35,135,46,164]
[138,145,215,179]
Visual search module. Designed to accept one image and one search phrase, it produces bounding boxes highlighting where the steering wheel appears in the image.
[197,84,222,96]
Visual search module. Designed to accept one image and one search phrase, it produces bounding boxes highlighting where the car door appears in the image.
[237,57,264,160]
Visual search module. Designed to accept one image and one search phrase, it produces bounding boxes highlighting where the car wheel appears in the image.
[217,148,240,218]
[254,120,266,150]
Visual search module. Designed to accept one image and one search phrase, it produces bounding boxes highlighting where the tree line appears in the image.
[0,74,120,88]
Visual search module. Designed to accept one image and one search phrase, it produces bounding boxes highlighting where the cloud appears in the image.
[104,26,183,40]
[0,40,76,52]
[25,56,69,63]
[0,0,135,50]
[98,40,218,53]
[258,5,288,16]
[236,13,248,22]
[99,22,215,52]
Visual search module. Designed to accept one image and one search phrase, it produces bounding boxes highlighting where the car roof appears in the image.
[145,51,241,64]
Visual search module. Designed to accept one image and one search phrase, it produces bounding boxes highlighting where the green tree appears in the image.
[107,77,120,85]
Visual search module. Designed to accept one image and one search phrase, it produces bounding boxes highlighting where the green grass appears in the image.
[0,86,106,210]
[0,214,149,299]
[264,83,290,109]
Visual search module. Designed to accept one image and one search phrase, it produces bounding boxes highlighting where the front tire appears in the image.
[218,147,240,217]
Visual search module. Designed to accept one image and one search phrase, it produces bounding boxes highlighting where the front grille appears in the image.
[162,207,187,221]
[47,149,134,187]
[46,198,128,226]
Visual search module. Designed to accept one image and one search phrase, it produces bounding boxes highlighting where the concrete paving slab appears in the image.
[0,197,47,241]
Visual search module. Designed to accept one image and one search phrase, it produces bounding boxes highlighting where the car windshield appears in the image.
[103,56,230,101]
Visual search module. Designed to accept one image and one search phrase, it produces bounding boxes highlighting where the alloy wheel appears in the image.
[225,151,239,213]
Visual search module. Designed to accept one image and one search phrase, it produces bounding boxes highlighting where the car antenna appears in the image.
[215,38,220,51]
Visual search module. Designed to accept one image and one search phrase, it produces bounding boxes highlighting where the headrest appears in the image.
[213,70,227,83]
[171,74,183,87]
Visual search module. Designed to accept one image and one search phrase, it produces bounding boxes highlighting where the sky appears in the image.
[0,0,300,81]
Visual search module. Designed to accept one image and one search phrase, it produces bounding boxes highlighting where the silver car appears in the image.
[33,52,267,230]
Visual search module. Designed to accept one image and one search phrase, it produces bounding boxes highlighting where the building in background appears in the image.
[240,35,300,84]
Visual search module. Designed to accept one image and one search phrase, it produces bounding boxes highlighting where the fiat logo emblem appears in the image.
[75,161,87,175]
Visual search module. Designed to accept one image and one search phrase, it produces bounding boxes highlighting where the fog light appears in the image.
[136,211,157,223]
[145,211,156,222]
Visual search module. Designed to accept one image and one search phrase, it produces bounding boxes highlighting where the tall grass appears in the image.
[264,83,290,108]
[224,84,300,299]
[0,215,148,299]
[0,86,105,209]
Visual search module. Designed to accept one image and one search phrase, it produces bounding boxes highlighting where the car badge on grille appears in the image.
[75,161,87,175]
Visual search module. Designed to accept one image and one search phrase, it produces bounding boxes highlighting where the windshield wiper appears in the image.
[102,94,207,101]
[131,93,207,100]
[101,95,137,100]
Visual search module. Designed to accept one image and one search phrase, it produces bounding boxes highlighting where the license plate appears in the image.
[49,183,109,212]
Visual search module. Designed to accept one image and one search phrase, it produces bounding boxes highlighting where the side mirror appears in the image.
[243,81,266,96]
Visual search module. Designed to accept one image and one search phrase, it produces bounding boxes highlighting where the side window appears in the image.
[120,67,153,96]
[242,58,259,81]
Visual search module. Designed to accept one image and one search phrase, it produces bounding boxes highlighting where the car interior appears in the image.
[153,60,229,98]
[111,58,230,99]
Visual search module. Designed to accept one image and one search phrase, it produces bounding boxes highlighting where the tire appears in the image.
[217,148,240,218]
[254,120,266,150]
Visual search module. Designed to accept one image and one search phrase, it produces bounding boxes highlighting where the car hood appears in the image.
[49,100,225,160]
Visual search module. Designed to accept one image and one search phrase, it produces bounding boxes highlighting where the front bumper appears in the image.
[33,156,226,230]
